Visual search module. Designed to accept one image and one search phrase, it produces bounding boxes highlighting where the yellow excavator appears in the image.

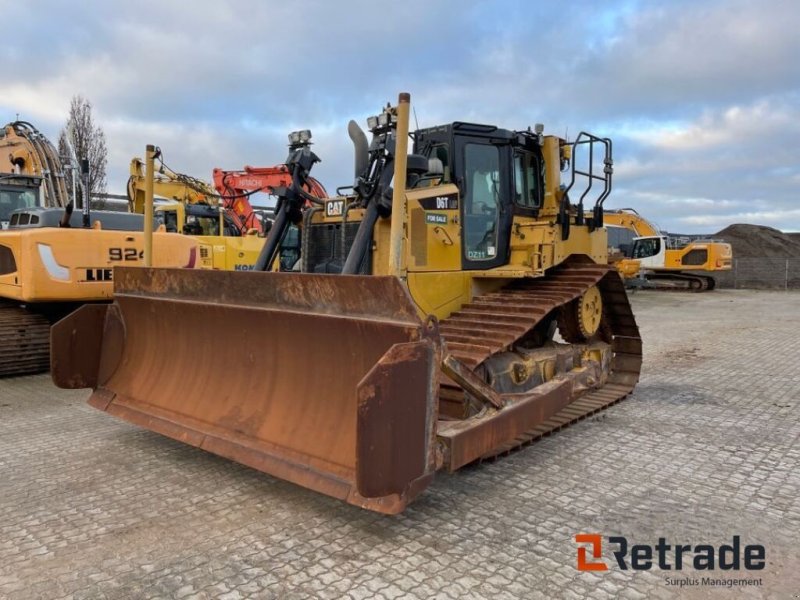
[52,94,642,514]
[603,208,732,291]
[127,152,266,270]
[0,125,198,377]
[0,121,70,216]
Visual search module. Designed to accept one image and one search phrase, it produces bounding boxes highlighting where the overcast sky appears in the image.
[2,0,798,232]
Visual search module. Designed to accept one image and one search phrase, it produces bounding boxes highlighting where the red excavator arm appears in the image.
[213,165,328,234]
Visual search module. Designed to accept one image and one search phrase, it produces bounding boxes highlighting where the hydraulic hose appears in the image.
[253,169,306,271]
[341,202,379,274]
[341,156,394,274]
[253,204,288,271]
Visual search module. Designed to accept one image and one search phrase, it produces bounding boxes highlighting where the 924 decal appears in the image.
[108,247,144,261]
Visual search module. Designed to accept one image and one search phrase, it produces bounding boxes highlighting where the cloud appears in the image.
[623,98,800,151]
[569,0,800,118]
[0,0,797,231]
[605,91,800,232]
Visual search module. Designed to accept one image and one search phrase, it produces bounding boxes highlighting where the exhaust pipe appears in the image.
[348,119,369,181]
[342,93,411,276]
[81,158,90,227]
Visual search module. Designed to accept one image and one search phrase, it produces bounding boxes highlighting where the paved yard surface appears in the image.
[1,290,799,599]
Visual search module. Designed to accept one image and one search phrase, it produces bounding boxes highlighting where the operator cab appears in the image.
[414,123,545,270]
[0,176,43,229]
[630,235,667,268]
[156,203,242,237]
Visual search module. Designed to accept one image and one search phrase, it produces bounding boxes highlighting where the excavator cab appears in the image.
[52,94,640,513]
[0,176,43,229]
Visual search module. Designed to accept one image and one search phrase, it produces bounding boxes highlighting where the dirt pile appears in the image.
[714,224,800,258]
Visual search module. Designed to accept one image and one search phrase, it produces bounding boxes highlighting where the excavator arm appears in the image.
[602,208,660,237]
[0,121,70,208]
[212,164,328,235]
[127,156,218,212]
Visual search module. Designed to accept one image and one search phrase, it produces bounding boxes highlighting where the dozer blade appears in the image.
[51,267,441,514]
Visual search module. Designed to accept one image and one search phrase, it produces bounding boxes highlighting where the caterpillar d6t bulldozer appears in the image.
[52,94,642,514]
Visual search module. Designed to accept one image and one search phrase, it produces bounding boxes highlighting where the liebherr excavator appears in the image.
[0,124,197,377]
[603,208,732,291]
[52,94,642,514]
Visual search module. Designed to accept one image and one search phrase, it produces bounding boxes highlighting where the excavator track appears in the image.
[643,272,715,292]
[438,261,642,460]
[0,306,51,377]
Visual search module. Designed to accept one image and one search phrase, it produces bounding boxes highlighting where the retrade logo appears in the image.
[575,534,608,571]
[575,534,765,572]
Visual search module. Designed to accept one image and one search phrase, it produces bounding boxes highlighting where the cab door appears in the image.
[455,138,513,270]
[632,236,667,268]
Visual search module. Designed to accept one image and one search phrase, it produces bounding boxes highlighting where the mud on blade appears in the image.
[51,267,440,514]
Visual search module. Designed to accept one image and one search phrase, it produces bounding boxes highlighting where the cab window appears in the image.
[183,215,219,236]
[607,226,637,257]
[513,151,542,208]
[156,211,179,233]
[0,188,38,223]
[280,224,301,271]
[463,143,501,261]
[632,237,661,259]
[431,143,450,183]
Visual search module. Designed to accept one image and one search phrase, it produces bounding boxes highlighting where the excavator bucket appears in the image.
[51,267,441,514]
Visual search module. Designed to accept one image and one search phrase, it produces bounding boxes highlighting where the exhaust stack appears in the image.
[347,120,369,181]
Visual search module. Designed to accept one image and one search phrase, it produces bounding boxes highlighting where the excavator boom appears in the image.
[212,163,328,235]
[0,121,70,210]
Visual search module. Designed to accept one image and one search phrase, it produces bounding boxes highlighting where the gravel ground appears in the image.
[1,289,798,599]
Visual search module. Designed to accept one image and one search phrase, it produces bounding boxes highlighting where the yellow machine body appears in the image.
[129,158,267,271]
[0,122,196,376]
[603,209,732,290]
[0,227,197,302]
[52,95,642,513]
[154,203,264,270]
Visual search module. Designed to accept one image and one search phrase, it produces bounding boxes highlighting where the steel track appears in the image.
[0,306,51,377]
[437,261,642,459]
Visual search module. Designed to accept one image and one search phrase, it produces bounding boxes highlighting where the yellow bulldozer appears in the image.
[52,94,642,514]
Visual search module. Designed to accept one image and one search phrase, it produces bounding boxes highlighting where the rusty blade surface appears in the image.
[51,304,109,389]
[67,267,439,514]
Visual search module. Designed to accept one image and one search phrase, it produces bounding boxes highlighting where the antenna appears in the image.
[413,105,420,131]
[564,126,569,142]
